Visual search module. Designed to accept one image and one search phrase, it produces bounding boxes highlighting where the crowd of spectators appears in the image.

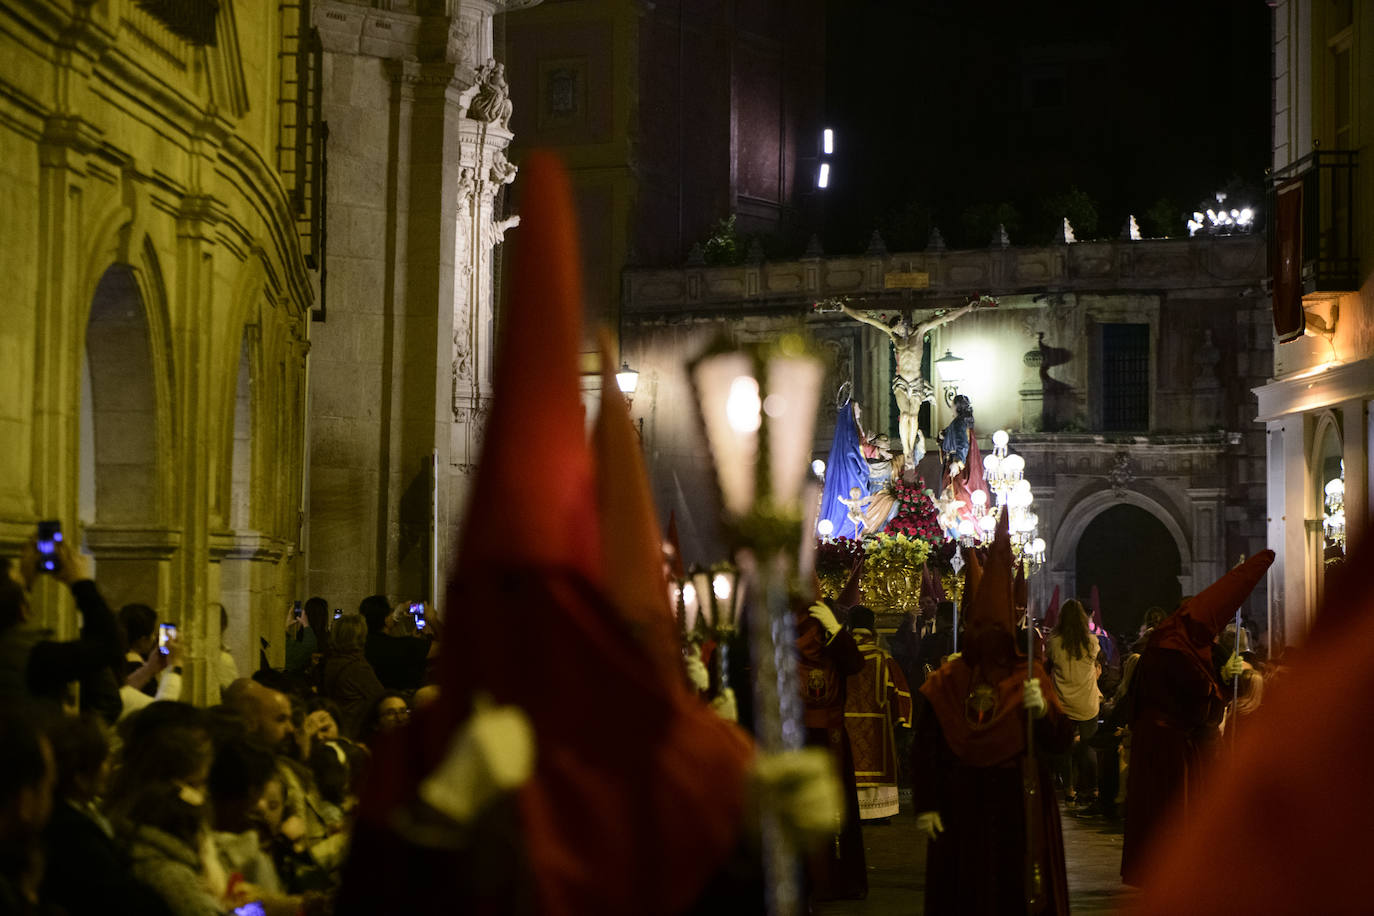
[0,534,440,915]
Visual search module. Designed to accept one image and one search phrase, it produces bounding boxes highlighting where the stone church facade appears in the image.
[622,234,1273,640]
[0,0,538,699]
[0,0,318,702]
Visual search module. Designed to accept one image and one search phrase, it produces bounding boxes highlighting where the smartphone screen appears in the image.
[36,520,62,573]
[159,623,177,655]
[410,602,426,630]
[333,608,342,621]
[233,903,266,916]
[293,600,303,619]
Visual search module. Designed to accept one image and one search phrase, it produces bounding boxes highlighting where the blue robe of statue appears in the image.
[818,400,872,540]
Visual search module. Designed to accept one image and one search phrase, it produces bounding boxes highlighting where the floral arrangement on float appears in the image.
[860,533,932,615]
[882,475,945,547]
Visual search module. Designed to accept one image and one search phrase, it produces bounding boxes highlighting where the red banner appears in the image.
[1273,180,1306,343]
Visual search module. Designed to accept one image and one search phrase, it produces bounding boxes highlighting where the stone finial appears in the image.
[685,242,706,266]
[990,223,1010,249]
[1055,218,1076,244]
[1122,215,1142,240]
[866,230,888,257]
[926,226,947,252]
[746,238,765,263]
[804,234,824,258]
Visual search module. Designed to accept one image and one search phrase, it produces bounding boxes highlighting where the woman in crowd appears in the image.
[108,703,244,915]
[319,615,385,741]
[285,598,329,676]
[1045,599,1102,811]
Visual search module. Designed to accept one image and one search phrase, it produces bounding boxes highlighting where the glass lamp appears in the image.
[615,361,640,395]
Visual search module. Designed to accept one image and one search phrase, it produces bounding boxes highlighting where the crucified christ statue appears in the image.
[840,298,995,470]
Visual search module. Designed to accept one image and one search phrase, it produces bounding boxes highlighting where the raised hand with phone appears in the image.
[3,522,122,720]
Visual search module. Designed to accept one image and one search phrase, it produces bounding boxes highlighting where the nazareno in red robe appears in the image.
[913,511,1073,916]
[1119,551,1274,886]
[796,613,867,901]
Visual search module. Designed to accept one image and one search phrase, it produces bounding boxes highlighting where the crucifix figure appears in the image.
[840,298,995,471]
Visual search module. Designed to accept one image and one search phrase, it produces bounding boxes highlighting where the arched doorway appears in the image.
[1075,504,1182,640]
[81,265,163,608]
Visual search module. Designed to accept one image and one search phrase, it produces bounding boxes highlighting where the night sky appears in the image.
[820,0,1272,253]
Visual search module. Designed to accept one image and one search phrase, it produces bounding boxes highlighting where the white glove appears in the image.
[915,810,944,841]
[751,748,843,848]
[1222,653,1245,681]
[709,687,738,723]
[418,693,534,824]
[808,601,842,636]
[684,652,710,692]
[1023,678,1047,719]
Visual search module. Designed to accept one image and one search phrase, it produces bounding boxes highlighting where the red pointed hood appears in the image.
[921,512,1062,767]
[1044,585,1061,629]
[836,552,865,610]
[664,511,686,580]
[1149,551,1275,674]
[342,154,753,916]
[962,510,1017,670]
[592,328,683,688]
[455,151,598,583]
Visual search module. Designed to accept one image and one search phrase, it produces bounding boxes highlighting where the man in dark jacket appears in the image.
[359,595,432,691]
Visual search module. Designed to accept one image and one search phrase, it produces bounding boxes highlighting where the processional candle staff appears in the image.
[691,332,825,916]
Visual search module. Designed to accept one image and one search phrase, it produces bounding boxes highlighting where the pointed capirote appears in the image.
[664,511,686,580]
[1181,550,1275,634]
[592,327,683,686]
[1045,584,1061,629]
[961,540,984,612]
[455,150,598,581]
[1013,559,1028,613]
[837,552,865,610]
[966,508,1015,632]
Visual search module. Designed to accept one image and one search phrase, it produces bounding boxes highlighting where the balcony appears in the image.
[1269,150,1360,295]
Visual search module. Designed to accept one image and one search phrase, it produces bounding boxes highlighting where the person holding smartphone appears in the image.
[0,529,124,717]
[358,595,437,691]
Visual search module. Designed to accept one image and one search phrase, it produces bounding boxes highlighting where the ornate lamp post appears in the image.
[966,429,1044,571]
[690,331,824,916]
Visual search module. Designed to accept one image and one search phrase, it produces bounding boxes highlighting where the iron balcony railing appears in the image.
[1268,149,1360,294]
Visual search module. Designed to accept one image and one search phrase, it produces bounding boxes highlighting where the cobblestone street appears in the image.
[816,805,1139,915]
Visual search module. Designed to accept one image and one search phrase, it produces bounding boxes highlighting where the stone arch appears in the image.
[83,265,161,526]
[1075,504,1183,637]
[1308,409,1344,607]
[1051,486,1196,599]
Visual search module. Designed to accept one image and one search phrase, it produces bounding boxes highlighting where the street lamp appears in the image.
[690,330,824,916]
[934,348,966,407]
[615,360,640,396]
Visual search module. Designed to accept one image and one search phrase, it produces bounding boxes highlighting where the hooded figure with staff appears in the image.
[910,511,1074,914]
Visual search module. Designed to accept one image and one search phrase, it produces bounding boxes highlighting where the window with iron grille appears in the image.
[1101,323,1149,431]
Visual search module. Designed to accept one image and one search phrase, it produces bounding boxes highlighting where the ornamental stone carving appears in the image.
[467,58,512,128]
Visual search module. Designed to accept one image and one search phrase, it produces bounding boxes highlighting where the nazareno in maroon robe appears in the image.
[795,613,867,901]
[913,511,1073,916]
[1119,551,1275,886]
